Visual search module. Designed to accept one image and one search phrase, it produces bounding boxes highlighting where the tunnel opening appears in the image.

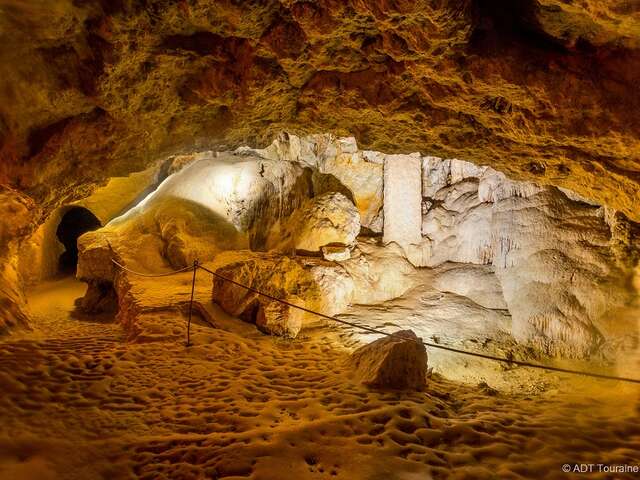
[56,206,102,274]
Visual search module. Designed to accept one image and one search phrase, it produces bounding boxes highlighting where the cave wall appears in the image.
[1,0,639,339]
[73,133,640,359]
[0,186,37,333]
[0,0,639,223]
[415,157,640,357]
[17,164,162,285]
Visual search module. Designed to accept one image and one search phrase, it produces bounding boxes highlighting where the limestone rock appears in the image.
[350,330,428,391]
[77,153,314,277]
[432,263,508,310]
[77,281,118,314]
[477,169,542,203]
[258,133,384,233]
[76,232,117,283]
[3,1,640,228]
[0,187,37,333]
[266,192,360,254]
[256,297,305,338]
[315,149,384,233]
[341,240,419,305]
[321,245,351,262]
[419,159,640,357]
[211,252,355,336]
[383,153,423,252]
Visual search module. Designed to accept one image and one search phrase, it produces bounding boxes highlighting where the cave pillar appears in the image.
[382,153,423,248]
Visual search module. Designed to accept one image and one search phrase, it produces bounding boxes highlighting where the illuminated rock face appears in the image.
[211,252,354,335]
[266,192,361,253]
[78,152,314,272]
[0,187,35,333]
[247,133,384,233]
[70,134,639,359]
[418,157,640,357]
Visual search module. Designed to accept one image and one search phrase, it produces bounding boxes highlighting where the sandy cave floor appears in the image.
[1,277,640,480]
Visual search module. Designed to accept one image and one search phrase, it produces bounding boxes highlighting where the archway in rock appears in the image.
[56,207,102,274]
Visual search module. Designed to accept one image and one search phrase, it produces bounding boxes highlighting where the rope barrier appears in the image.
[109,258,640,384]
[197,264,640,385]
[111,259,194,277]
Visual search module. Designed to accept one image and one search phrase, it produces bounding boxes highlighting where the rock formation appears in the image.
[415,156,640,357]
[2,5,640,476]
[349,330,428,390]
[266,192,361,254]
[67,133,639,361]
[210,252,352,337]
[0,186,36,333]
[78,151,314,274]
[1,1,640,222]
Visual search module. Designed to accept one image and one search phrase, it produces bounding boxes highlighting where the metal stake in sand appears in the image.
[186,259,198,347]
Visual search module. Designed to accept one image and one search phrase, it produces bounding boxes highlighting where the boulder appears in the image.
[77,232,117,283]
[211,251,355,337]
[350,330,428,391]
[256,297,305,338]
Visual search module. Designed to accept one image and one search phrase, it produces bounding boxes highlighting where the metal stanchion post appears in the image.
[186,259,198,347]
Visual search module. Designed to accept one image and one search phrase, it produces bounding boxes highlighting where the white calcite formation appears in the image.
[266,192,360,253]
[383,154,423,249]
[321,245,352,262]
[241,133,384,233]
[71,133,639,361]
[78,152,314,273]
[417,157,640,358]
[349,330,428,391]
[431,263,507,311]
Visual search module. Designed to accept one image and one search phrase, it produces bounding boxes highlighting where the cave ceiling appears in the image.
[0,0,639,218]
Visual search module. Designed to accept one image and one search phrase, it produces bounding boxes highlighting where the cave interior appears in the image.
[0,1,639,479]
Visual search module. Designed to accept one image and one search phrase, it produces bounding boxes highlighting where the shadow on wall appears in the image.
[56,207,101,274]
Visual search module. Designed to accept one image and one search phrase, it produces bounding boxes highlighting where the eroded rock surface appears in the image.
[78,151,314,273]
[0,187,37,333]
[71,135,639,358]
[266,192,361,254]
[417,157,640,357]
[1,1,640,223]
[211,252,354,336]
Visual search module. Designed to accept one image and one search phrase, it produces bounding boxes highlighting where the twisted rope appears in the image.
[111,259,194,277]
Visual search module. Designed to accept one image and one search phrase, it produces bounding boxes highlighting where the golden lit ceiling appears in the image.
[0,0,639,217]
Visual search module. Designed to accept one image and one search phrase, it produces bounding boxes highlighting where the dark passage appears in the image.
[56,207,101,273]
